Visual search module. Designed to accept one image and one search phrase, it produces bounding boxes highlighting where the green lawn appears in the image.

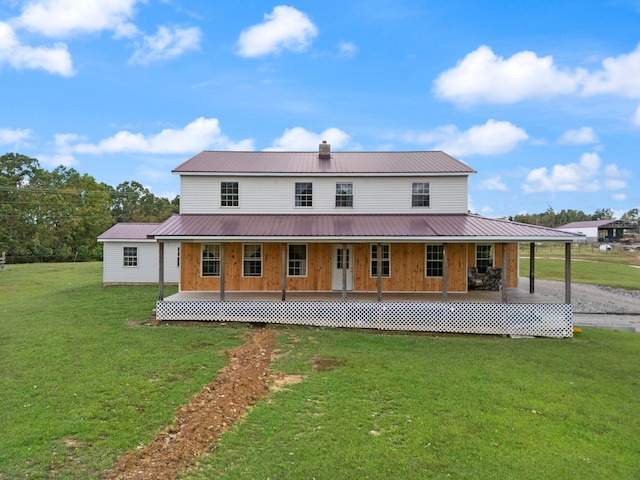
[1,262,640,479]
[519,243,640,289]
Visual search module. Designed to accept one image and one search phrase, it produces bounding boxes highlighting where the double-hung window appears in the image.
[288,244,307,276]
[476,245,493,274]
[370,244,390,277]
[202,244,221,277]
[412,182,430,207]
[243,244,262,277]
[295,182,313,207]
[425,245,444,277]
[123,246,138,267]
[221,181,238,207]
[335,183,353,207]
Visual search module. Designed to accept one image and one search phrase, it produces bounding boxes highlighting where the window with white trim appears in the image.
[425,244,444,277]
[123,246,138,267]
[335,183,353,207]
[370,244,390,277]
[412,182,430,207]
[288,244,307,276]
[243,244,262,277]
[202,244,221,277]
[295,182,313,207]
[476,245,493,274]
[221,181,238,207]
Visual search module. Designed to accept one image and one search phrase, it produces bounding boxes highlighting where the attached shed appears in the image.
[98,223,180,285]
[558,219,636,243]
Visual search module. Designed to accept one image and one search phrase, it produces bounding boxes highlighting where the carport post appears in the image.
[158,241,164,301]
[342,243,347,301]
[376,243,382,302]
[281,243,287,301]
[565,242,572,304]
[529,242,535,294]
[501,243,508,303]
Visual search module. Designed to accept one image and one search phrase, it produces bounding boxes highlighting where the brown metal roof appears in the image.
[172,151,476,175]
[97,222,161,241]
[559,219,636,229]
[151,214,581,242]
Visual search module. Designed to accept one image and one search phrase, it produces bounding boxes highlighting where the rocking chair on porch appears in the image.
[468,267,502,291]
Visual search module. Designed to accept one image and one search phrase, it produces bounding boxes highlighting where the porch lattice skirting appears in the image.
[156,301,573,338]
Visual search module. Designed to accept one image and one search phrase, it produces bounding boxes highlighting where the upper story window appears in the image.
[288,244,307,277]
[476,245,493,274]
[243,244,262,277]
[221,181,238,207]
[335,183,353,207]
[123,246,138,267]
[295,182,313,207]
[202,244,221,277]
[425,244,444,277]
[411,182,430,207]
[370,244,390,277]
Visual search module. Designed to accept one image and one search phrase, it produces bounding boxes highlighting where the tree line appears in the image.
[510,206,639,228]
[1,153,178,263]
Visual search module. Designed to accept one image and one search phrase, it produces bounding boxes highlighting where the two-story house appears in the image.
[105,143,580,336]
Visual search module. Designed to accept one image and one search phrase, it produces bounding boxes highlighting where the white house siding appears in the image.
[180,175,468,215]
[102,241,180,284]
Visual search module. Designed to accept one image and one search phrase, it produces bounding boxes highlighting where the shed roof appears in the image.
[558,219,636,229]
[97,222,161,241]
[172,151,476,176]
[150,214,581,242]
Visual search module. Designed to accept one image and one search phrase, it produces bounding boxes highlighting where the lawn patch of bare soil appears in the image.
[103,327,277,480]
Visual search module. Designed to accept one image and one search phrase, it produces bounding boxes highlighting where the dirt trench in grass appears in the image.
[103,327,284,480]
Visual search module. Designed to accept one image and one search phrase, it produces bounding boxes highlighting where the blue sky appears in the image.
[1,0,639,218]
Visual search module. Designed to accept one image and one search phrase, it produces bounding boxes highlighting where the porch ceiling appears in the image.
[150,213,583,243]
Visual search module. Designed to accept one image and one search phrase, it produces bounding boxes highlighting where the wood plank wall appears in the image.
[180,241,477,293]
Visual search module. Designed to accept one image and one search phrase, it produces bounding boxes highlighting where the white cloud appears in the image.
[265,127,353,151]
[402,119,528,156]
[72,117,252,154]
[0,21,74,76]
[0,127,32,144]
[13,0,140,38]
[433,45,582,105]
[479,176,508,191]
[611,193,627,201]
[129,25,201,65]
[581,43,640,98]
[523,152,628,193]
[633,104,640,126]
[236,6,318,58]
[338,41,357,57]
[558,126,598,145]
[37,153,77,168]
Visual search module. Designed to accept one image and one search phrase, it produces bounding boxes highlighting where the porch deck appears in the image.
[157,282,572,338]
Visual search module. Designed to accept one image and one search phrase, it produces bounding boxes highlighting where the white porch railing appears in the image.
[156,300,573,338]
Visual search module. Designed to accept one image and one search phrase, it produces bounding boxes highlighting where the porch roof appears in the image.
[150,213,582,243]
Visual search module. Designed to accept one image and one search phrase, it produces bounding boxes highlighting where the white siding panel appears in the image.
[181,175,468,214]
[102,242,180,284]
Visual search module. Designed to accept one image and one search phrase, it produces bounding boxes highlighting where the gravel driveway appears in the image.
[518,277,640,332]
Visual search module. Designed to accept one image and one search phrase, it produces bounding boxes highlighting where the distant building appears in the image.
[558,219,636,243]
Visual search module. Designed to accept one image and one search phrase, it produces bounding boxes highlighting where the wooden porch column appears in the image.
[342,243,347,301]
[501,243,508,303]
[565,242,572,304]
[529,242,535,294]
[376,243,382,302]
[158,241,164,301]
[220,243,225,302]
[281,243,287,301]
[442,244,448,302]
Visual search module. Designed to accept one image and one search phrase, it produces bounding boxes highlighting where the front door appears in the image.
[332,244,354,291]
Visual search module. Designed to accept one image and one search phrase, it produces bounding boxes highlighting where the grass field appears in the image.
[1,261,640,479]
[519,242,640,289]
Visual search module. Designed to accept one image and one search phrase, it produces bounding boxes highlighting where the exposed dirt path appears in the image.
[102,327,277,480]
